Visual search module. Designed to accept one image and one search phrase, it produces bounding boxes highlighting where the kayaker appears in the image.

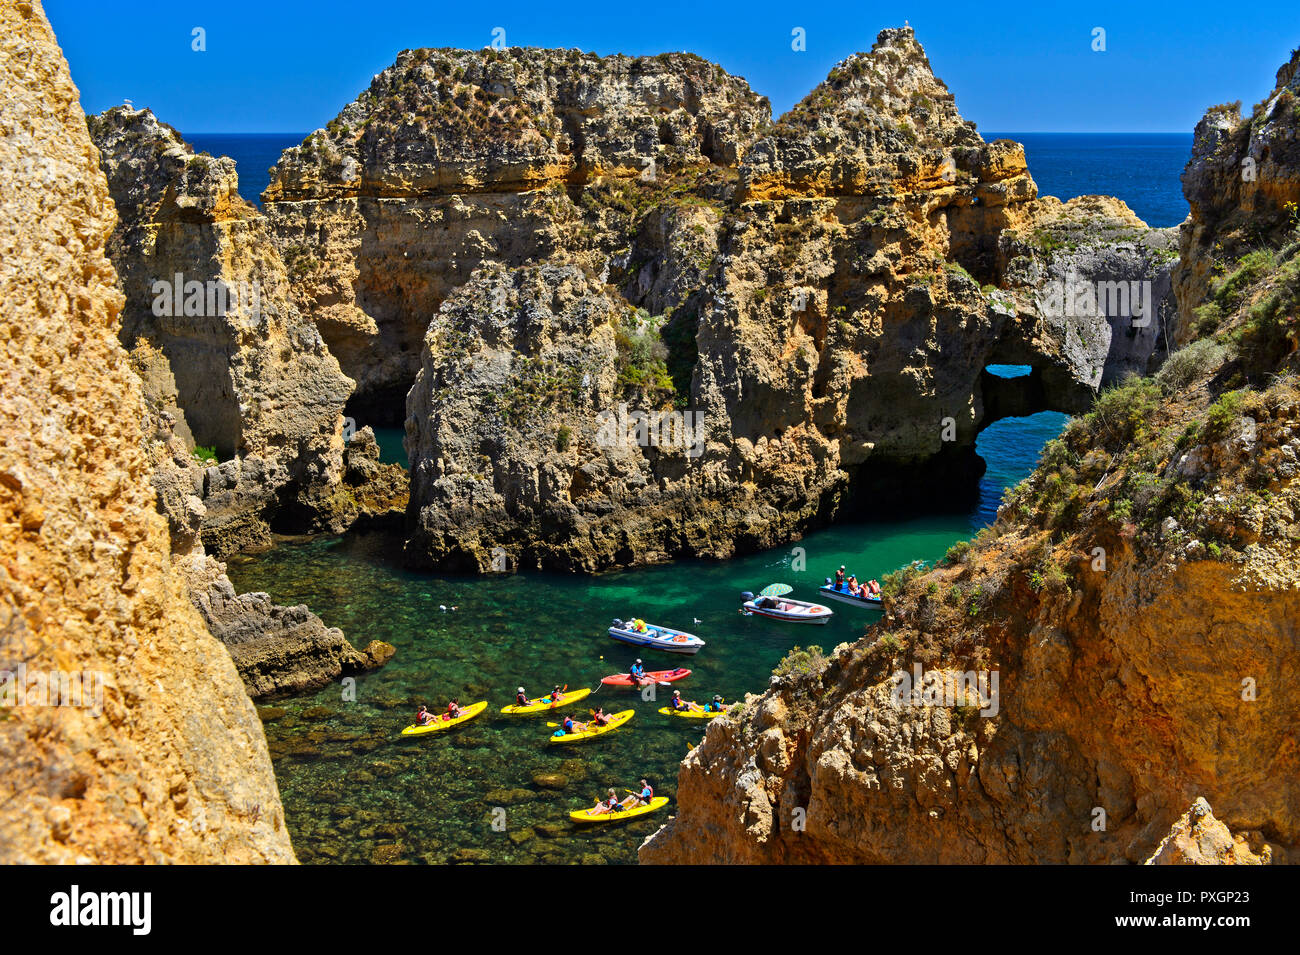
[560,714,586,735]
[591,788,621,816]
[835,565,846,588]
[446,698,463,720]
[515,686,529,707]
[670,690,702,713]
[705,695,728,713]
[629,659,647,683]
[591,706,612,727]
[415,705,435,726]
[620,779,653,810]
[547,685,564,704]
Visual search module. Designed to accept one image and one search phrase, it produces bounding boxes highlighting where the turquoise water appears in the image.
[225,411,1067,864]
[370,427,408,468]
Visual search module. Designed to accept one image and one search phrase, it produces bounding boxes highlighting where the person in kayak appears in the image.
[591,706,612,727]
[559,714,586,735]
[546,685,564,704]
[515,686,529,707]
[591,788,622,816]
[619,779,653,810]
[669,690,702,713]
[415,704,435,726]
[704,695,728,713]
[446,698,463,720]
[629,659,647,683]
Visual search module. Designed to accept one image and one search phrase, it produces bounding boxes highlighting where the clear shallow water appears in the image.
[226,412,1066,864]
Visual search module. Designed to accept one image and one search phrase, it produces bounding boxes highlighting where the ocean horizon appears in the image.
[192,130,1194,229]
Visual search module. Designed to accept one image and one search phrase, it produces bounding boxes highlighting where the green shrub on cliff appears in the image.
[192,445,217,464]
[614,312,674,398]
[775,645,826,679]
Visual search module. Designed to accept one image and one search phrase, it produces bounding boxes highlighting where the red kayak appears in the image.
[601,667,692,686]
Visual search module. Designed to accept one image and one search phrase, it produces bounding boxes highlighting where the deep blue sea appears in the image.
[194,132,1192,226]
[189,133,304,207]
[988,132,1192,228]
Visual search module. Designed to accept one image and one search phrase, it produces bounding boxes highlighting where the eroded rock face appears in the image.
[0,0,293,863]
[1145,798,1271,865]
[641,43,1300,867]
[140,388,394,698]
[263,48,770,421]
[1175,48,1300,341]
[88,105,359,556]
[403,28,1176,571]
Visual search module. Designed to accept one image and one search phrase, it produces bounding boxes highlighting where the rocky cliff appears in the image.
[263,47,768,424]
[640,44,1300,866]
[395,28,1176,571]
[84,109,401,697]
[0,0,293,863]
[87,106,405,555]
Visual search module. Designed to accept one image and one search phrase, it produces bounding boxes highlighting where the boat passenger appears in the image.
[670,690,702,713]
[415,705,435,726]
[847,575,860,596]
[868,579,881,596]
[620,779,653,810]
[592,788,621,815]
[835,565,846,588]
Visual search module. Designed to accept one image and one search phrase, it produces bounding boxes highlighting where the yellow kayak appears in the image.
[658,705,725,719]
[570,796,670,824]
[400,701,488,736]
[501,687,593,715]
[548,709,634,744]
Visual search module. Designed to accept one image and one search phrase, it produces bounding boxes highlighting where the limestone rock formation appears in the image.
[0,0,293,863]
[88,105,375,556]
[1174,46,1300,344]
[263,47,769,422]
[402,28,1176,571]
[641,43,1300,866]
[140,387,393,698]
[1145,798,1271,865]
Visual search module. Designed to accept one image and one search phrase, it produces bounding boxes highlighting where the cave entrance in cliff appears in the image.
[978,364,1050,430]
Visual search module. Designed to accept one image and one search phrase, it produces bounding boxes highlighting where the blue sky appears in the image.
[48,0,1299,134]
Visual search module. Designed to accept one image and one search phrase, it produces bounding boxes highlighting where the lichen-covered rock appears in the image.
[0,0,293,863]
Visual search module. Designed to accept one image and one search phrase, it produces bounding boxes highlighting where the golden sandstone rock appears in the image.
[0,0,293,863]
